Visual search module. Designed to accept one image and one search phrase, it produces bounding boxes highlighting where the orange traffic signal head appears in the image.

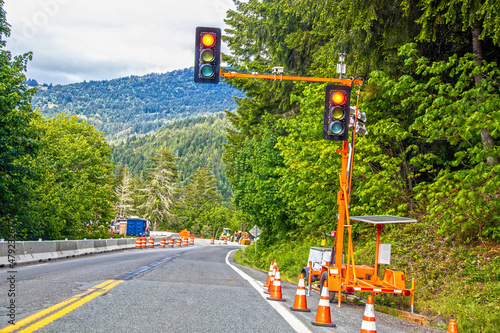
[202,33,216,47]
[331,91,346,105]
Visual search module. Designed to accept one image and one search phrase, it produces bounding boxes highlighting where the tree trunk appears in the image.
[472,26,497,166]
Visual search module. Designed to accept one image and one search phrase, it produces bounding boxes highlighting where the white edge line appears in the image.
[225,250,313,333]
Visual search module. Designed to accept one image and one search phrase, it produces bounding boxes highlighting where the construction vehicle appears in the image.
[301,82,417,313]
[219,227,231,240]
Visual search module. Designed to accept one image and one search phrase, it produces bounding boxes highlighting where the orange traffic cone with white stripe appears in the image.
[148,237,154,247]
[360,295,376,333]
[264,265,276,294]
[447,319,458,333]
[210,237,214,245]
[311,280,336,327]
[290,273,310,312]
[264,261,273,288]
[160,238,166,248]
[135,238,141,248]
[267,267,286,302]
[168,238,174,247]
[141,237,146,248]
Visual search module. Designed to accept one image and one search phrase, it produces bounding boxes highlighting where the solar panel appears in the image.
[349,215,417,224]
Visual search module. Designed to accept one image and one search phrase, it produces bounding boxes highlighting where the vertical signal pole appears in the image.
[334,140,349,270]
[323,85,352,274]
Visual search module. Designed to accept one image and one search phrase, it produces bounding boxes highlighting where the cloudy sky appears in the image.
[4,0,236,85]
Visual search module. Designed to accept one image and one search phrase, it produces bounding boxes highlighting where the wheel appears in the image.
[301,268,309,287]
[319,272,336,303]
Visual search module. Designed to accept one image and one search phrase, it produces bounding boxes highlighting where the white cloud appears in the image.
[4,0,236,84]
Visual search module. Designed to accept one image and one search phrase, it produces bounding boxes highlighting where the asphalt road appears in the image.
[0,239,444,332]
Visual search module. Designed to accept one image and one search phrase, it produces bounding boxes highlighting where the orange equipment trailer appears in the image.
[302,90,417,313]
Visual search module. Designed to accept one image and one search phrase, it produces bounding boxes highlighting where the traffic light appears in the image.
[323,85,351,141]
[194,27,221,84]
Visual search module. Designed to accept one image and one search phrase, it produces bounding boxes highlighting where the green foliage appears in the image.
[224,0,500,331]
[275,83,341,233]
[32,69,244,142]
[224,114,292,245]
[112,114,233,201]
[175,166,222,233]
[22,114,115,240]
[136,148,178,231]
[0,7,39,237]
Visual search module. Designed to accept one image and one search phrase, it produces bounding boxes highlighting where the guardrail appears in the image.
[0,234,180,267]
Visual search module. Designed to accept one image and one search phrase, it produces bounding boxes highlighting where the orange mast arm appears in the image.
[220,71,364,87]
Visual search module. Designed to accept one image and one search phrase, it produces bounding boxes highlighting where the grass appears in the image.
[234,223,500,332]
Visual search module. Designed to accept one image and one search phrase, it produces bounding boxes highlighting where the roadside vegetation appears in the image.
[226,1,500,332]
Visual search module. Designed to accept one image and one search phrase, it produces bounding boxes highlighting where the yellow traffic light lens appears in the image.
[330,121,344,135]
[331,106,344,120]
[202,33,215,47]
[200,64,215,77]
[201,49,215,62]
[331,91,346,105]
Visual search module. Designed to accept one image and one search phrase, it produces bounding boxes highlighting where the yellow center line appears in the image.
[0,280,121,333]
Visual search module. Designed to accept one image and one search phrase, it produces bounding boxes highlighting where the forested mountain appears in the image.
[31,68,244,141]
[112,114,232,201]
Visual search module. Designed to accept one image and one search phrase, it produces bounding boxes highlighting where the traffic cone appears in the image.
[264,261,273,287]
[135,238,142,248]
[447,319,458,333]
[190,237,194,245]
[141,237,146,248]
[177,238,182,247]
[168,238,174,247]
[267,267,286,302]
[264,265,276,294]
[311,280,336,327]
[210,237,214,245]
[223,238,227,245]
[160,238,166,248]
[148,237,154,247]
[290,273,310,312]
[183,238,188,246]
[360,295,376,333]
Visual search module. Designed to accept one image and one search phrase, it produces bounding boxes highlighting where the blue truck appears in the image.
[125,217,149,237]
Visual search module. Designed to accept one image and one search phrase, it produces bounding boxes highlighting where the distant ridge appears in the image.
[32,68,244,141]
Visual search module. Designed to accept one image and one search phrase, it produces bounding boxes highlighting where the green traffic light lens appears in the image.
[331,106,344,120]
[200,64,215,77]
[201,49,215,62]
[330,121,344,135]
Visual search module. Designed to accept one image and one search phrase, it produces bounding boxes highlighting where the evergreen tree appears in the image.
[114,165,135,218]
[175,166,224,234]
[138,148,178,230]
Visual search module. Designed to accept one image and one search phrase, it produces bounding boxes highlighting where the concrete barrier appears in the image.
[0,237,140,267]
[0,234,185,267]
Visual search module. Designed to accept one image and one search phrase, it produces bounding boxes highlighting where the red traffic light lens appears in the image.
[331,91,346,105]
[202,33,215,47]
